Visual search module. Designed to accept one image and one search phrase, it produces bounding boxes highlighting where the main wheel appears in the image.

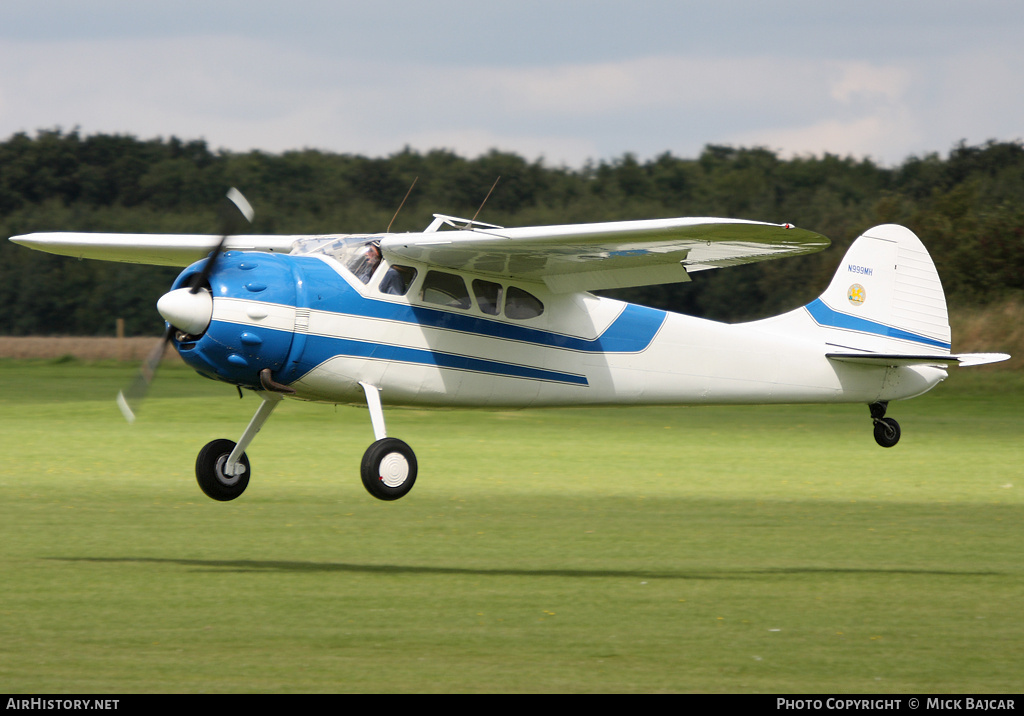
[196,438,250,501]
[873,417,901,448]
[361,438,417,501]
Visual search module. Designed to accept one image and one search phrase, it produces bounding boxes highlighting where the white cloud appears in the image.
[729,110,921,163]
[445,55,823,116]
[829,63,912,105]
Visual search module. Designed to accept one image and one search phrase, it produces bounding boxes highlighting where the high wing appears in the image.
[381,215,829,293]
[7,233,298,266]
[10,215,829,293]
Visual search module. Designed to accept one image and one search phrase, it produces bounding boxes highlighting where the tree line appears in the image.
[1,129,1022,336]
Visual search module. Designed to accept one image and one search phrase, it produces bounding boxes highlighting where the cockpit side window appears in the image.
[421,271,471,309]
[379,265,417,296]
[472,279,502,316]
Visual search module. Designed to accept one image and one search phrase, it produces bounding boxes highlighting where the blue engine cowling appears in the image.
[169,251,301,389]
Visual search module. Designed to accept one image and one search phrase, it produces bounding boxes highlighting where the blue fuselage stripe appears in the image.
[295,256,667,354]
[805,299,951,350]
[298,333,590,385]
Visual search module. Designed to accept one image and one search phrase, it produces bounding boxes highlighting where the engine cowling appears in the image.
[165,251,300,389]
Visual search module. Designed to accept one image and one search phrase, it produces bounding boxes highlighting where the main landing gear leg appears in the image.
[869,401,901,448]
[359,382,417,501]
[195,392,283,501]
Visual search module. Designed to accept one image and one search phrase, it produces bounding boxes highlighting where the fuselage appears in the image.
[169,247,947,411]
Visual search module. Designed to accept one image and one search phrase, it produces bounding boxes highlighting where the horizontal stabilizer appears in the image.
[827,352,1010,368]
[947,353,1011,367]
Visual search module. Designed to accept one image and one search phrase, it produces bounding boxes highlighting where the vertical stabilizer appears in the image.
[804,224,952,353]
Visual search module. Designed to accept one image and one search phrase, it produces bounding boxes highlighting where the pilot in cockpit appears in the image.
[349,242,382,284]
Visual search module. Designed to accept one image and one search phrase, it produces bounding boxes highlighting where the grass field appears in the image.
[0,360,1021,693]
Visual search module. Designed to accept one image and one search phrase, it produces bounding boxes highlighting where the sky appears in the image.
[1,0,1022,167]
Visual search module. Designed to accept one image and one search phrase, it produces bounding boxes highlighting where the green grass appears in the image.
[1,360,1022,693]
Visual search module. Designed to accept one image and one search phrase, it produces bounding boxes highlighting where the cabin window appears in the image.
[505,286,544,319]
[472,279,503,316]
[422,271,471,309]
[379,265,417,296]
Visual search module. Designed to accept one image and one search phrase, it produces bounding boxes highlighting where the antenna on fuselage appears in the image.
[466,176,500,228]
[385,176,418,234]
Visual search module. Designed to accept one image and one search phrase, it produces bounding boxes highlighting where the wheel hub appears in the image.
[379,452,410,487]
[215,455,244,486]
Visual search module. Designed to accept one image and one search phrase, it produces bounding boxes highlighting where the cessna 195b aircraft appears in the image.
[9,189,1009,502]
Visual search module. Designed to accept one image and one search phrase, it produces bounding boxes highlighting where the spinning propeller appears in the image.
[117,188,255,423]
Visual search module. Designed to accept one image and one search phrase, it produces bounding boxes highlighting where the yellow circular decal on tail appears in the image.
[848,283,865,306]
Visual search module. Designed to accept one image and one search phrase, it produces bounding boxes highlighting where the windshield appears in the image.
[292,235,384,284]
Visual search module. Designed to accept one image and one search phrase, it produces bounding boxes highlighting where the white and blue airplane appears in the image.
[9,189,1009,501]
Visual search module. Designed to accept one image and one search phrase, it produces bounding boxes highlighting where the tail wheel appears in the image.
[873,417,901,448]
[361,438,417,501]
[196,439,250,501]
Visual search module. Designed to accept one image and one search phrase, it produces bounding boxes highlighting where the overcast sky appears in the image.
[1,1,1021,167]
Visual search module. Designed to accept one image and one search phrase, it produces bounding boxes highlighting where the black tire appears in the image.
[873,417,901,448]
[196,439,250,501]
[361,438,417,501]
